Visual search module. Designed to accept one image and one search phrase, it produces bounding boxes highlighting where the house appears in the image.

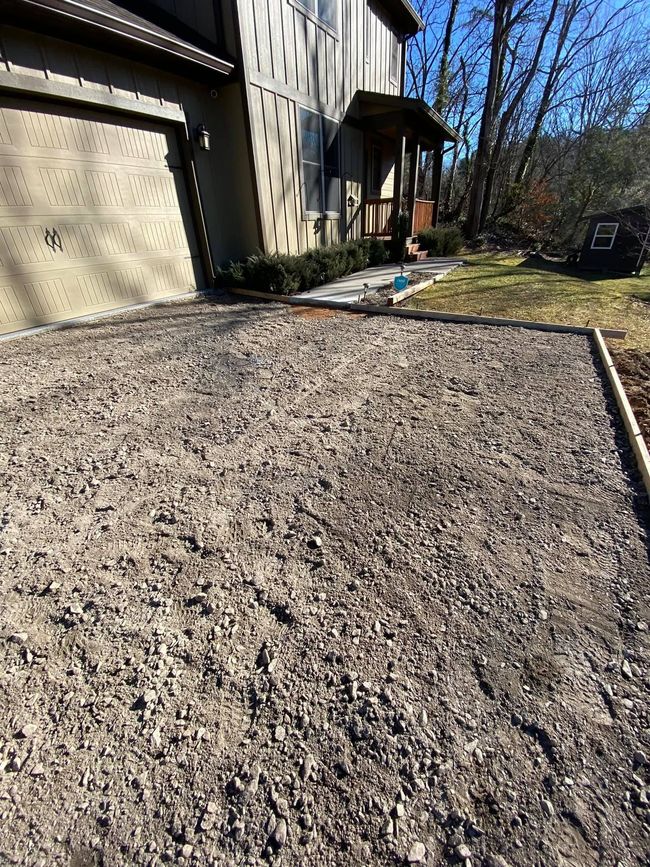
[0,0,460,337]
[578,205,650,275]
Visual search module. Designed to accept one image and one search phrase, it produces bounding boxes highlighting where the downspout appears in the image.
[228,0,265,253]
[399,32,408,97]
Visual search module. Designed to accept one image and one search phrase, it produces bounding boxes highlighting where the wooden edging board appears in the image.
[593,329,650,498]
[385,278,435,306]
[228,287,627,340]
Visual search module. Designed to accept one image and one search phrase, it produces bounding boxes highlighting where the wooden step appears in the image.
[406,249,430,262]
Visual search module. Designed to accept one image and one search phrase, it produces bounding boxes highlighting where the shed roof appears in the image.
[583,204,650,221]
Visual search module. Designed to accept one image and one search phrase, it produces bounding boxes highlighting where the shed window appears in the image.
[299,107,340,217]
[591,222,619,250]
[296,0,337,29]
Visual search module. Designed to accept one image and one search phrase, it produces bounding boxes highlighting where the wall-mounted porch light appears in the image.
[196,124,211,151]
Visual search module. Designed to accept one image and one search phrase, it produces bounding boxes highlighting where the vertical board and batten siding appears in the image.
[0,25,259,266]
[249,83,341,254]
[239,0,402,254]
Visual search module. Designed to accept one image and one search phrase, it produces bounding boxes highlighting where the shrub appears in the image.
[367,237,388,266]
[417,225,464,257]
[390,211,412,262]
[216,238,388,295]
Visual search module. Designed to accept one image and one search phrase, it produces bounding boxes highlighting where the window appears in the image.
[370,144,382,194]
[365,2,371,63]
[295,0,337,30]
[299,107,340,217]
[591,222,618,250]
[390,30,400,83]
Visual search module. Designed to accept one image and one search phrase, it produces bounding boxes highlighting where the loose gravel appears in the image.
[0,297,649,867]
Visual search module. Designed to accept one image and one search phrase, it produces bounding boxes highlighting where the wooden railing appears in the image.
[364,198,394,237]
[413,198,435,234]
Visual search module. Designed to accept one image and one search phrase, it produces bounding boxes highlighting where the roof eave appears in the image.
[13,0,234,77]
[378,0,425,35]
[355,90,462,146]
[417,99,462,143]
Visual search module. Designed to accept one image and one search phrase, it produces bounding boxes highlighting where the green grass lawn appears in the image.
[408,253,650,351]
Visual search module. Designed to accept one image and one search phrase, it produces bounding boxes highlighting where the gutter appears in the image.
[16,0,235,76]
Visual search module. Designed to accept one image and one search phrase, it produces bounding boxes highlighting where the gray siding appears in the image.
[0,25,259,267]
[242,0,401,107]
[238,0,403,254]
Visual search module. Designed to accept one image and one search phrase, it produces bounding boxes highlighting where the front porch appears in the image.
[353,91,461,246]
[363,196,438,238]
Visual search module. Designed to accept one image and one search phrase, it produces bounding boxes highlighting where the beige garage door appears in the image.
[0,96,202,336]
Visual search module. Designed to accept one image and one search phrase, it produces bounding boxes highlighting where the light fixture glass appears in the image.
[196,124,211,151]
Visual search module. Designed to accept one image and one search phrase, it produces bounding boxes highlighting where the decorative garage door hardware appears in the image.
[44,228,62,250]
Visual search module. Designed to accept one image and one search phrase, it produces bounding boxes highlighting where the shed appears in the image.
[578,205,650,275]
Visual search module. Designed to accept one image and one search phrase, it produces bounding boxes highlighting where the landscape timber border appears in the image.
[230,286,650,500]
[593,328,650,497]
[229,286,627,340]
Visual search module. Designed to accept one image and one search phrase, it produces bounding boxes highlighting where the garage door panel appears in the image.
[0,283,32,325]
[0,96,202,334]
[0,165,33,208]
[0,102,182,168]
[0,223,57,271]
[0,253,198,335]
[0,110,11,146]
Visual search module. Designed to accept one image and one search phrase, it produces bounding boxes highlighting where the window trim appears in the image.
[289,0,339,38]
[365,1,371,64]
[591,222,619,250]
[389,29,400,84]
[297,105,342,221]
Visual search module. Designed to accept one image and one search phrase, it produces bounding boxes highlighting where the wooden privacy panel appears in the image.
[0,96,201,335]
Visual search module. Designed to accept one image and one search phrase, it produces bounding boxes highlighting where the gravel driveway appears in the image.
[1,297,649,867]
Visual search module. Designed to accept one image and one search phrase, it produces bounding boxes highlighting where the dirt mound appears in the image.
[612,348,650,445]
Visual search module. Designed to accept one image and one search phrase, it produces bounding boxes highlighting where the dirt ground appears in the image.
[1,297,649,867]
[612,349,650,447]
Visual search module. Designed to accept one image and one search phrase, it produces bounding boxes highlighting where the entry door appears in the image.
[0,97,202,335]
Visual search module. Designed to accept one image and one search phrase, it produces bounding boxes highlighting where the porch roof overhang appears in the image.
[1,0,235,82]
[354,90,461,150]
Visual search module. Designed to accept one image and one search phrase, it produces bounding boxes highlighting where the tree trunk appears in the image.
[434,0,460,114]
[443,57,468,217]
[513,0,578,189]
[476,0,560,232]
[466,0,507,238]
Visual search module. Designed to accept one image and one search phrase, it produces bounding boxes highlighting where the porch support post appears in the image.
[406,136,420,237]
[431,143,444,228]
[391,124,406,246]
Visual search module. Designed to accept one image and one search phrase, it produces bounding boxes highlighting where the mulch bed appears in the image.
[359,271,438,306]
[612,349,650,445]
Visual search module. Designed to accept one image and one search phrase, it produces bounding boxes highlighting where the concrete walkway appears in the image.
[295,257,463,304]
